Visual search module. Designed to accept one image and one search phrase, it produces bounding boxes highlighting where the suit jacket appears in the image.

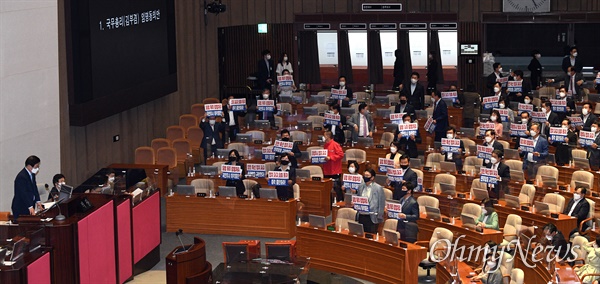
[395,195,420,242]
[11,168,40,219]
[587,132,600,168]
[562,56,583,73]
[583,113,598,132]
[563,198,591,231]
[401,83,425,110]
[549,231,570,260]
[288,142,302,168]
[486,72,503,94]
[522,136,549,169]
[332,85,353,102]
[348,113,375,142]
[273,165,296,194]
[484,140,505,155]
[222,105,245,128]
[528,57,542,87]
[257,58,274,89]
[356,181,386,224]
[395,129,421,158]
[394,103,416,121]
[507,80,532,104]
[225,162,246,195]
[542,111,560,136]
[390,167,418,195]
[562,72,585,98]
[324,114,347,145]
[441,140,465,170]
[432,99,448,134]
[199,120,226,149]
[484,162,511,197]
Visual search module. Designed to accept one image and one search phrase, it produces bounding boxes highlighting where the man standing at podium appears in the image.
[12,155,42,220]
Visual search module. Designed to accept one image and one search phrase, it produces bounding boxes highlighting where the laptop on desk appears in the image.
[575,181,592,190]
[296,169,311,179]
[539,175,557,188]
[308,214,326,229]
[237,134,252,143]
[200,165,218,176]
[439,183,456,196]
[347,220,365,237]
[505,194,521,209]
[383,229,400,246]
[461,214,478,229]
[439,161,457,173]
[504,149,519,160]
[425,206,441,221]
[218,186,237,197]
[534,201,551,215]
[176,185,196,196]
[356,137,374,147]
[344,193,353,207]
[259,188,278,200]
[574,158,591,170]
[471,188,490,201]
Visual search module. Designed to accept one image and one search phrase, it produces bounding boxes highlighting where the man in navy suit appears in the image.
[256,49,274,90]
[563,187,591,237]
[11,155,42,221]
[394,181,420,243]
[400,72,425,110]
[200,113,226,163]
[431,90,448,142]
[586,120,600,171]
[521,123,549,180]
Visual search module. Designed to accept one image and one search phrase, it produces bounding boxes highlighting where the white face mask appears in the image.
[546,235,553,241]
[499,103,505,109]
[390,147,397,154]
[490,157,498,164]
[498,68,503,73]
[521,118,528,124]
[493,87,500,93]
[486,261,496,272]
[263,94,269,99]
[562,125,569,129]
[481,207,487,215]
[108,176,115,183]
[573,52,578,57]
[574,193,582,201]
[593,127,598,133]
[31,167,39,174]
[583,108,589,115]
[411,78,418,84]
[524,99,531,104]
[559,92,566,98]
[348,167,356,174]
[59,182,66,186]
[283,56,288,61]
[339,81,345,87]
[536,54,541,59]
[266,54,271,60]
[490,116,497,122]
[209,119,216,126]
[530,130,537,137]
[485,137,492,143]
[446,134,454,139]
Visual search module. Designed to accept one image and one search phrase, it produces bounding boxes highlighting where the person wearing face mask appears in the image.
[257,49,274,90]
[426,51,439,91]
[541,101,560,137]
[321,131,344,200]
[486,62,504,95]
[341,161,360,194]
[280,129,302,168]
[276,69,297,97]
[542,223,570,260]
[561,46,583,73]
[356,169,386,234]
[483,129,504,155]
[324,104,346,145]
[549,119,577,166]
[489,110,503,138]
[473,253,503,284]
[575,235,600,284]
[520,94,537,113]
[224,149,246,195]
[528,49,543,88]
[332,76,354,107]
[506,70,531,105]
[200,113,226,164]
[440,126,464,172]
[520,123,549,180]
[389,155,418,192]
[484,150,510,199]
[348,103,374,143]
[393,181,419,243]
[580,102,598,132]
[273,153,296,200]
[385,142,403,164]
[257,88,278,128]
[222,96,246,142]
[395,114,421,158]
[473,241,498,278]
[431,90,448,142]
[400,72,425,110]
[275,53,293,76]
[550,66,585,102]
[393,93,416,121]
[497,98,514,123]
[563,187,591,237]
[12,155,43,220]
[587,121,600,171]
[488,82,504,100]
[555,86,577,122]
[476,198,499,230]
[48,173,66,201]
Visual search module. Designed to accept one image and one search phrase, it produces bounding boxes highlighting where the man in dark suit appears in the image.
[484,150,511,199]
[580,102,597,132]
[348,103,375,143]
[225,149,246,195]
[586,120,600,171]
[550,66,585,101]
[257,49,274,90]
[331,76,354,107]
[431,90,448,142]
[486,62,503,95]
[563,187,591,237]
[521,123,549,180]
[12,155,42,220]
[325,104,346,145]
[541,101,560,137]
[222,96,245,142]
[390,155,418,192]
[280,129,302,168]
[543,223,570,260]
[200,113,226,163]
[257,88,277,128]
[440,126,465,172]
[483,129,504,155]
[528,50,542,88]
[401,72,425,110]
[394,181,420,243]
[394,94,416,121]
[426,52,439,91]
[561,46,583,73]
[506,70,531,104]
[395,114,421,158]
[392,49,405,90]
[273,153,296,200]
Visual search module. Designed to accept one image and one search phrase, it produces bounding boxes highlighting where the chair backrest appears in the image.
[186,126,203,148]
[509,268,524,284]
[429,227,453,260]
[379,132,395,146]
[274,115,283,128]
[156,147,177,168]
[302,165,324,178]
[135,147,155,164]
[335,208,358,230]
[290,131,307,143]
[570,170,594,189]
[243,179,258,196]
[470,179,486,191]
[388,105,396,112]
[464,156,483,173]
[425,153,443,169]
[433,173,456,189]
[503,214,522,243]
[151,138,171,153]
[191,103,205,120]
[461,203,482,219]
[505,160,524,182]
[212,161,226,174]
[278,103,292,115]
[166,126,186,142]
[497,140,510,150]
[535,165,559,182]
[354,92,368,102]
[307,115,325,127]
[387,94,399,104]
[460,138,476,149]
[172,138,192,162]
[317,91,331,98]
[264,162,277,173]
[572,149,587,159]
[586,198,595,229]
[383,219,398,231]
[227,142,248,156]
[571,236,588,263]
[500,252,514,276]
[345,149,367,163]
[313,103,329,114]
[519,184,536,205]
[542,193,566,213]
[203,98,219,104]
[190,178,214,194]
[179,114,199,131]
[383,188,393,200]
[417,195,439,213]
[246,130,266,141]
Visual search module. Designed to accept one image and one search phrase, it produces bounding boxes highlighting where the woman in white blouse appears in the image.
[276,53,293,76]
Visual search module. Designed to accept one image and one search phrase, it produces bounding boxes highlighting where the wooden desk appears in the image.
[514,250,580,284]
[435,260,475,284]
[165,195,297,238]
[494,202,577,238]
[109,163,169,196]
[296,224,426,284]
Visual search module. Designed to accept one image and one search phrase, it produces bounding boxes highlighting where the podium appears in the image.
[166,237,212,284]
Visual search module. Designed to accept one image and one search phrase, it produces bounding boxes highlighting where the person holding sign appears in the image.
[277,69,296,97]
[541,101,560,137]
[257,88,277,128]
[322,131,344,180]
[586,121,600,171]
[476,198,499,231]
[506,70,530,104]
[486,63,504,95]
[224,150,246,195]
[555,86,577,123]
[489,110,503,138]
[200,113,226,163]
[356,169,386,234]
[497,98,514,123]
[389,155,418,193]
[273,153,296,200]
[348,103,374,142]
[395,114,421,158]
[332,76,353,107]
[400,72,425,110]
[341,161,361,195]
[441,126,465,172]
[324,104,346,145]
[521,123,549,180]
[393,93,416,121]
[581,102,598,132]
[483,129,504,155]
[431,90,449,142]
[489,82,504,100]
[280,129,302,168]
[484,150,510,198]
[394,181,420,243]
[549,119,578,166]
[222,96,245,142]
[385,142,402,165]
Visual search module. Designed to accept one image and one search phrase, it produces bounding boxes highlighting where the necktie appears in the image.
[362,115,368,137]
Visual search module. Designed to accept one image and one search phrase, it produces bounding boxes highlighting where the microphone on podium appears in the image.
[175,229,187,253]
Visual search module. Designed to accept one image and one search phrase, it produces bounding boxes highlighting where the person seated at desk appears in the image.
[225,150,246,196]
[473,241,499,281]
[441,126,464,172]
[388,155,418,193]
[549,119,577,166]
[586,120,600,171]
[489,110,503,138]
[543,223,570,261]
[257,88,278,128]
[394,181,419,243]
[563,187,591,237]
[395,114,421,158]
[385,142,403,165]
[356,168,385,234]
[484,150,510,199]
[475,253,503,284]
[48,173,65,201]
[476,198,499,231]
[521,123,549,180]
[393,93,416,121]
[348,103,374,143]
[11,155,42,220]
[497,97,514,123]
[331,75,353,107]
[575,235,600,284]
[273,153,296,200]
[280,129,302,168]
[341,161,360,195]
[581,102,598,132]
[325,103,346,145]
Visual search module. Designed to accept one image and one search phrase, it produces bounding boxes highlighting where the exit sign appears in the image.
[362,3,402,11]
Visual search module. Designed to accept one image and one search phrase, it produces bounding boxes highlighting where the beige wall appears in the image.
[0,0,61,211]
